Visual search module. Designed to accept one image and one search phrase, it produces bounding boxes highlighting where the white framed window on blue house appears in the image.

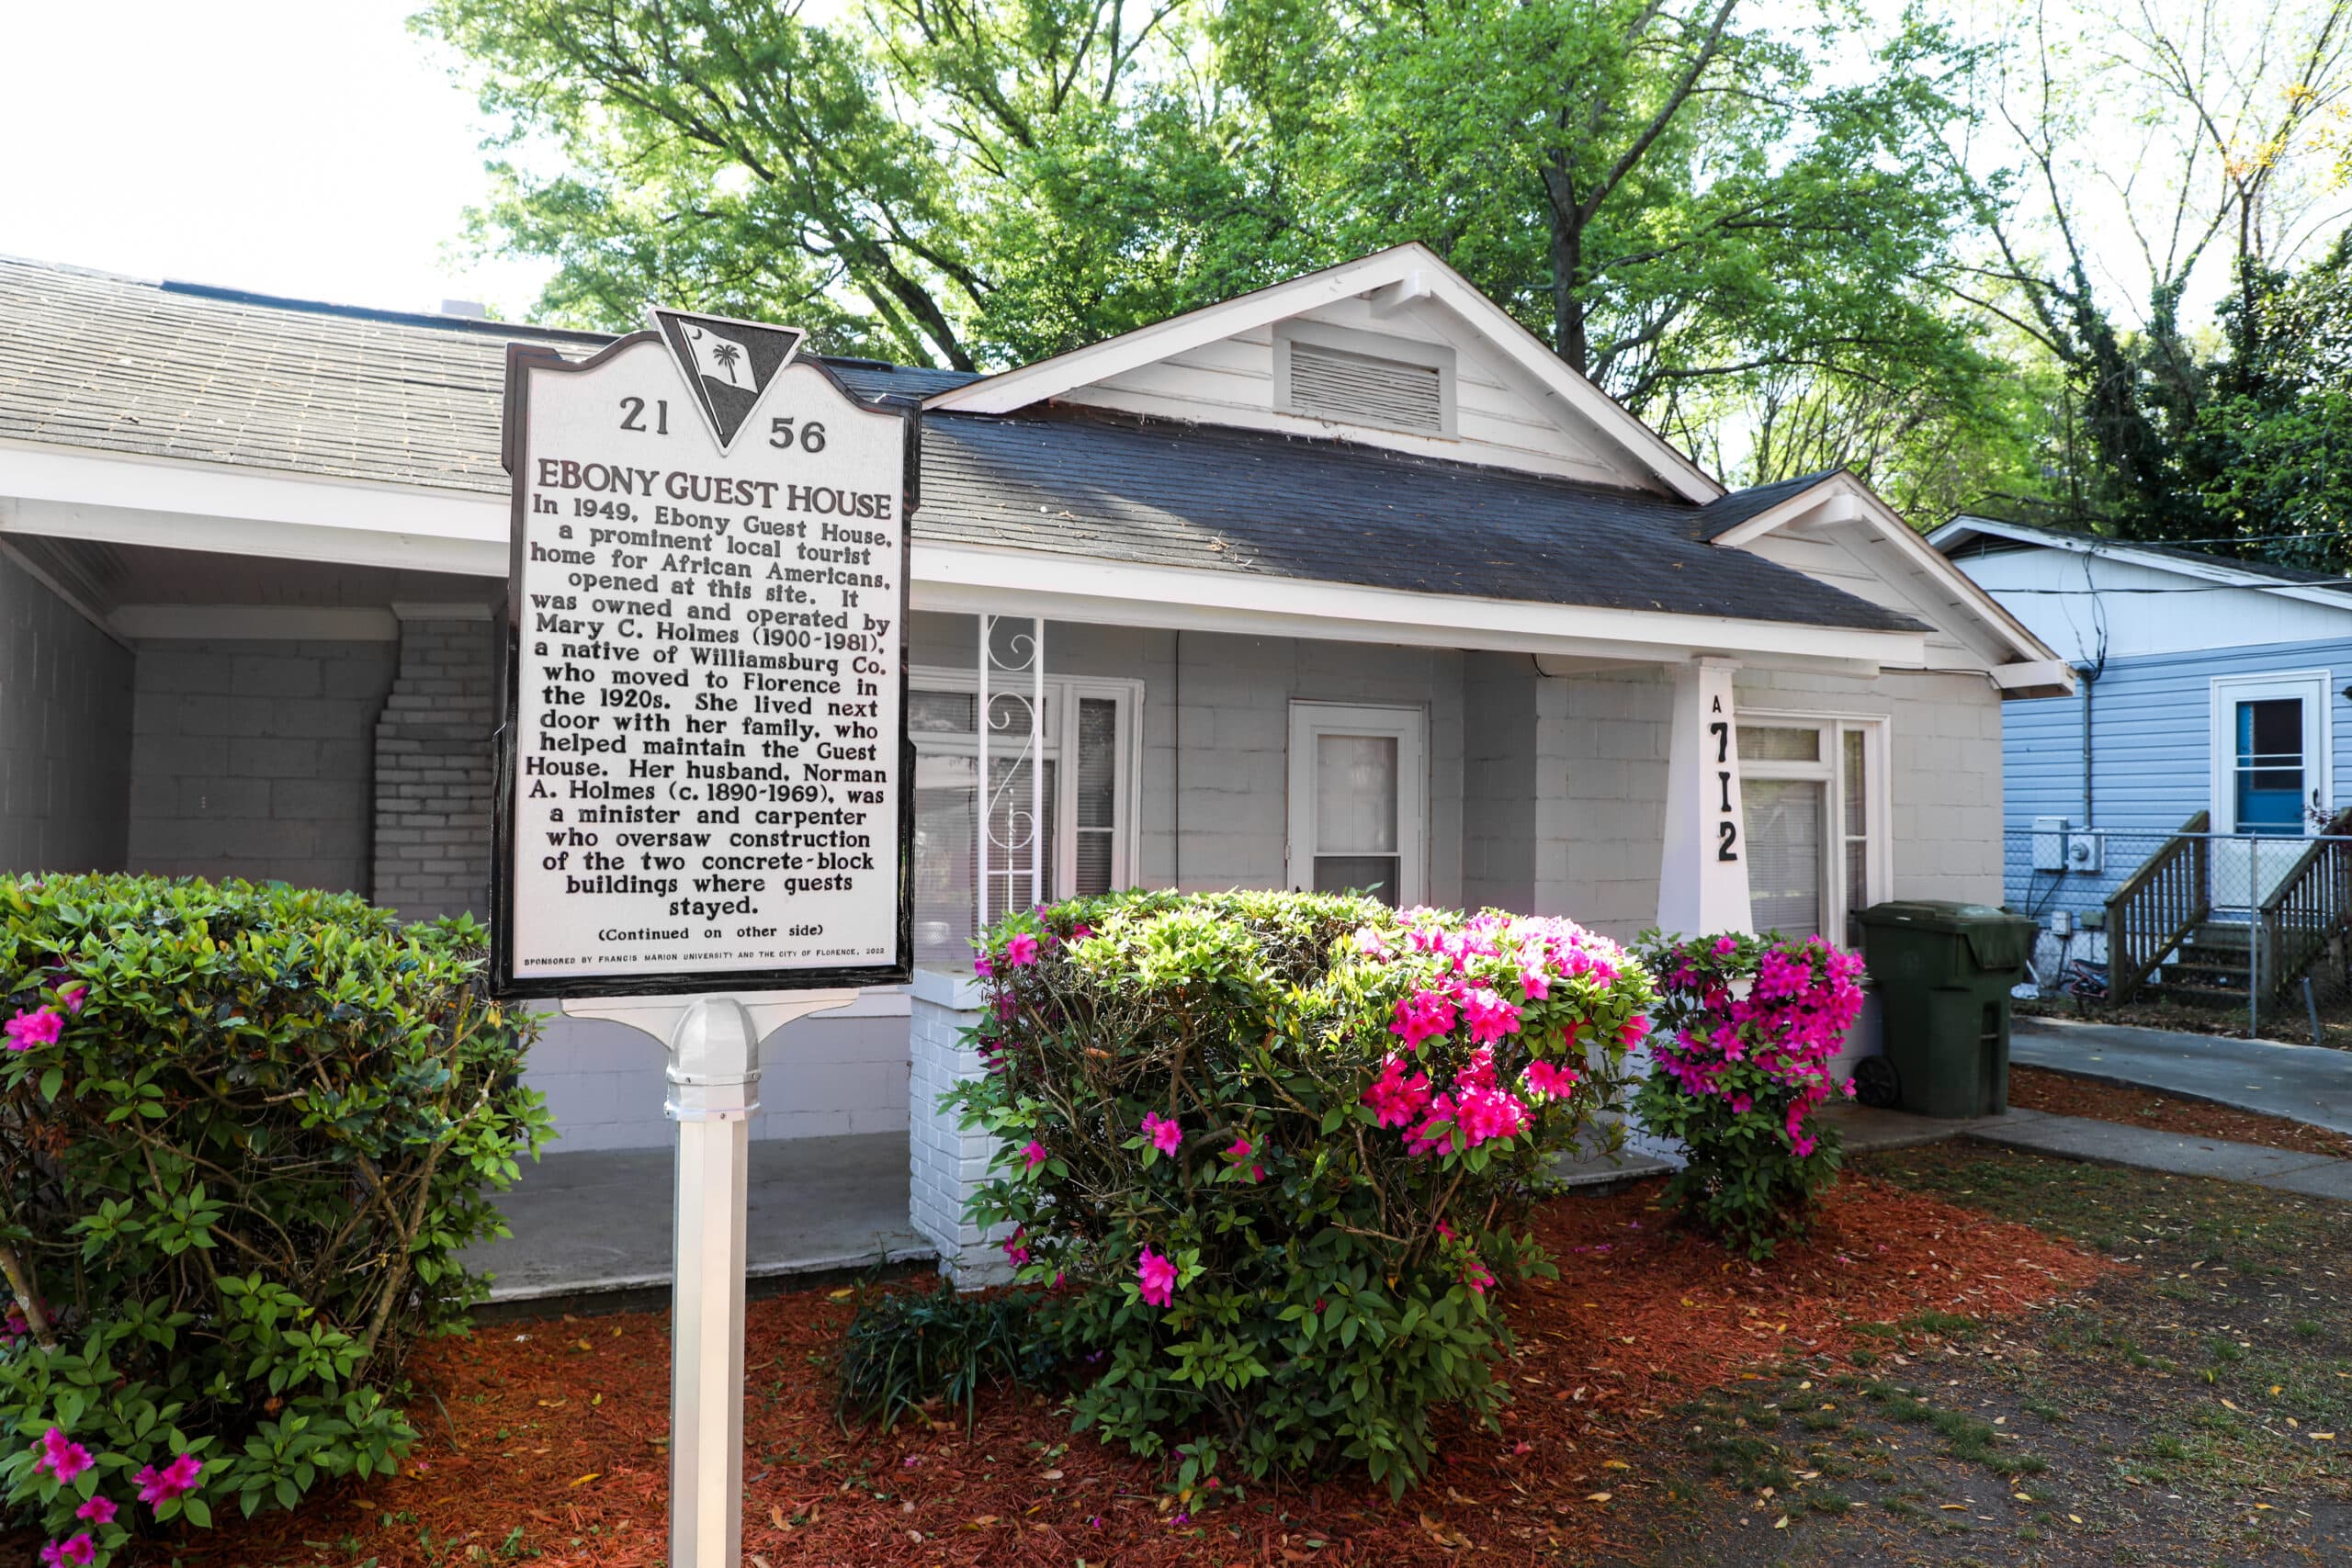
[1737,712,1888,944]
[909,669,1143,968]
[1286,702,1428,908]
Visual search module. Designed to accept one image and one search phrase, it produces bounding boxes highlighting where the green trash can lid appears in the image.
[1853,899,2035,970]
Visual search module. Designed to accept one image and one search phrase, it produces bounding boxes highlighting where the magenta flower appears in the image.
[1388,987,1458,1048]
[5,1007,62,1052]
[1021,1139,1048,1170]
[1454,1085,1529,1147]
[1002,1226,1031,1267]
[133,1452,202,1506]
[1522,1059,1578,1099]
[55,982,87,1014]
[40,1534,96,1568]
[34,1428,92,1484]
[1004,932,1041,966]
[1136,1247,1178,1308]
[74,1496,116,1527]
[1223,1135,1264,1182]
[1518,964,1550,1001]
[1463,1258,1496,1296]
[1460,986,1521,1044]
[1139,1111,1183,1156]
[1360,1055,1433,1128]
[973,951,994,978]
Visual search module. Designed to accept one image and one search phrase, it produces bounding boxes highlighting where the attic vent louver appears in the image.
[1285,340,1446,434]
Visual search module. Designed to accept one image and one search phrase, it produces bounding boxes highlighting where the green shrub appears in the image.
[951,890,1655,1496]
[0,874,551,1564]
[834,1278,1053,1433]
[1631,931,1863,1259]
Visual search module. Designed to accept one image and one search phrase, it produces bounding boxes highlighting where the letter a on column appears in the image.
[1656,658,1754,938]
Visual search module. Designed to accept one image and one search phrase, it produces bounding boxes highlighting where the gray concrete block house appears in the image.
[0,245,2064,1267]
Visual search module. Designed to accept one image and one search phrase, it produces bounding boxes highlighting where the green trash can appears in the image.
[1852,900,2038,1118]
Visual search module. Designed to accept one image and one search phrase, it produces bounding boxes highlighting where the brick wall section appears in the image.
[373,617,497,919]
[907,974,1012,1285]
[0,551,131,872]
[126,638,394,890]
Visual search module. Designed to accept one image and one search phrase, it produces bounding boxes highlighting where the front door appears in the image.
[2210,671,2330,908]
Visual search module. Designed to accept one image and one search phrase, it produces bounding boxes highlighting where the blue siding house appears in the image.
[1933,517,2352,1003]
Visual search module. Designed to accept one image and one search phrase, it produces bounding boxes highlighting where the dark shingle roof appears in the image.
[918,414,1921,630]
[0,257,968,494]
[0,256,1920,632]
[1690,468,1842,540]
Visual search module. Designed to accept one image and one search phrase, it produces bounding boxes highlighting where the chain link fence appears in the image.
[2002,822,2352,1043]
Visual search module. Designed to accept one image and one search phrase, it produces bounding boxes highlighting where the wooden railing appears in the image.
[2105,810,2210,1003]
[2256,807,2352,1002]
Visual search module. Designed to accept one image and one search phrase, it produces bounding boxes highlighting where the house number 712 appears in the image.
[1707,720,1739,862]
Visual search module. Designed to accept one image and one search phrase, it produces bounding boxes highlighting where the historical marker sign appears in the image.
[492,310,915,998]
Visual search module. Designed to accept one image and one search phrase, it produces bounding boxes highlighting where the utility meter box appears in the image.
[2064,829,2105,874]
[2030,816,2071,872]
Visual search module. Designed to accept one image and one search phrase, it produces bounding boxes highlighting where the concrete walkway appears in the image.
[1957,1105,2352,1201]
[460,1131,929,1308]
[2013,1015,2352,1135]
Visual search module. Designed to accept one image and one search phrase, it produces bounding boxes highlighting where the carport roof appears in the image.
[0,255,1919,634]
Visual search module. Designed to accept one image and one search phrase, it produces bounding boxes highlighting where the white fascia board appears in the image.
[1714,476,2063,671]
[1935,514,2352,613]
[924,243,1724,505]
[909,543,1923,674]
[0,440,508,576]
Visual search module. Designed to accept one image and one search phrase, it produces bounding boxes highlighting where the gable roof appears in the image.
[0,256,970,495]
[1930,514,2352,607]
[919,412,1918,631]
[923,243,1725,504]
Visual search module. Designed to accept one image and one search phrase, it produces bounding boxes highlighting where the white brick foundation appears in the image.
[909,969,1013,1285]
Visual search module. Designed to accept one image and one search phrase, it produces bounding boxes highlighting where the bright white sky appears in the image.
[0,0,556,319]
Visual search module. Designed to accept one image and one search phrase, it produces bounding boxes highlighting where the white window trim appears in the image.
[910,664,1146,897]
[1285,701,1429,906]
[2207,670,2333,836]
[1738,708,1891,940]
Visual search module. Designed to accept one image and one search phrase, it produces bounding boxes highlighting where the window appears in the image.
[1286,703,1427,907]
[1737,715,1886,943]
[910,671,1140,969]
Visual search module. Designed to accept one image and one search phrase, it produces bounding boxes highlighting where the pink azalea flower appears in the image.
[1454,1085,1529,1147]
[1360,1055,1433,1128]
[34,1428,92,1484]
[1223,1136,1263,1182]
[1404,1092,1459,1157]
[1070,922,1095,940]
[1388,987,1458,1048]
[6,1007,62,1052]
[1463,1258,1496,1296]
[41,1535,95,1568]
[55,983,87,1014]
[1518,964,1550,1001]
[1139,1111,1183,1156]
[74,1496,116,1527]
[133,1452,202,1506]
[1021,1140,1048,1170]
[1136,1247,1178,1308]
[973,951,993,978]
[1460,987,1521,1044]
[1004,932,1041,967]
[1521,1059,1578,1099]
[1002,1227,1031,1267]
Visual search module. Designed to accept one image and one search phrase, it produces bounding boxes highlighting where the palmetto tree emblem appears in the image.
[708,341,742,381]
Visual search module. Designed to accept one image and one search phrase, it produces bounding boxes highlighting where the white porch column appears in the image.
[1656,656,1754,938]
[908,969,1016,1287]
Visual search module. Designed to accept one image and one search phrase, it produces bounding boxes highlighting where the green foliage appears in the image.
[951,890,1654,1497]
[833,1278,1052,1433]
[0,874,552,1562]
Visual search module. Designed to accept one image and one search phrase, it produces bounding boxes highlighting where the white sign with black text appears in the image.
[494,310,913,997]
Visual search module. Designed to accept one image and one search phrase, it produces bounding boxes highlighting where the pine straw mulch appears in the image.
[180,1178,2107,1568]
[2008,1062,2352,1161]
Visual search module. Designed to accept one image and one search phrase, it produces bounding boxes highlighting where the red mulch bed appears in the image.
[2009,1063,2352,1161]
[176,1179,2103,1568]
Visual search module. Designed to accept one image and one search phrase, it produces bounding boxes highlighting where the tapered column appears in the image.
[1657,657,1754,937]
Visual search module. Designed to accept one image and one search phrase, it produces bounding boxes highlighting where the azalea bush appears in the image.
[0,874,552,1565]
[950,890,1656,1496]
[1632,931,1866,1260]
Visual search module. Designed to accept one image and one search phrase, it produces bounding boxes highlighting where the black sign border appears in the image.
[490,333,918,1000]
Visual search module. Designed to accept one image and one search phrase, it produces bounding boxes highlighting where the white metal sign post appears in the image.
[492,310,914,1568]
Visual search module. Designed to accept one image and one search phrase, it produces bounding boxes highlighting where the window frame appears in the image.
[1736,709,1890,941]
[1285,700,1429,907]
[908,664,1145,907]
